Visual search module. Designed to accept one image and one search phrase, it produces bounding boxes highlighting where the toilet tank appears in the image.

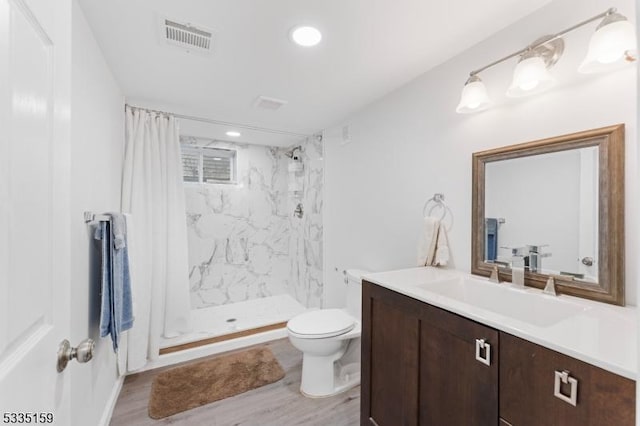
[345,269,369,320]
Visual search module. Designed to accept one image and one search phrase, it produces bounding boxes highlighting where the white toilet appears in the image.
[287,269,368,398]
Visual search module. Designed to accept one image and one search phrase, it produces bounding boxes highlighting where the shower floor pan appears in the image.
[159,294,306,354]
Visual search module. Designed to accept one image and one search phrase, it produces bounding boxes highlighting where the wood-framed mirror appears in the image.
[471,124,625,305]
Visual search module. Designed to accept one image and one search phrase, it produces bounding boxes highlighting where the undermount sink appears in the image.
[411,276,590,327]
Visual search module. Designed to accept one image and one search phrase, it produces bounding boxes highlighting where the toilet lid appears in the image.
[287,309,356,338]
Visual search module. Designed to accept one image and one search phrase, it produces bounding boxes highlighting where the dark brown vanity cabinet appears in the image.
[361,282,420,426]
[362,281,636,426]
[500,333,635,426]
[362,281,498,426]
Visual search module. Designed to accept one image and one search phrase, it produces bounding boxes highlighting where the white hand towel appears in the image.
[417,217,439,266]
[417,217,450,267]
[433,225,450,266]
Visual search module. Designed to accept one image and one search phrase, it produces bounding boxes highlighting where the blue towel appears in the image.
[485,218,498,262]
[95,214,134,352]
[109,212,127,250]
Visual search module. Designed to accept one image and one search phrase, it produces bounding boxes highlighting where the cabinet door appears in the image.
[419,305,499,425]
[500,332,635,426]
[362,282,421,426]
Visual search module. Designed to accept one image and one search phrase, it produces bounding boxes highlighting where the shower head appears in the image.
[284,145,302,159]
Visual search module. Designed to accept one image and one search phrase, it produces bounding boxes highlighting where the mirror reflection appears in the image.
[484,147,599,282]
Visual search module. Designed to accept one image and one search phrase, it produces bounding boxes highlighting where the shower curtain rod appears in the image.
[125,104,320,140]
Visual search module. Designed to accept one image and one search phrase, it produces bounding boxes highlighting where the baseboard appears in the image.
[98,375,124,426]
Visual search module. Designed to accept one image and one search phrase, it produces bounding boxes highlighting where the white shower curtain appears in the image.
[120,106,192,371]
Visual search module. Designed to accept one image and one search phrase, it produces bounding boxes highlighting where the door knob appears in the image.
[57,338,95,372]
[581,257,594,266]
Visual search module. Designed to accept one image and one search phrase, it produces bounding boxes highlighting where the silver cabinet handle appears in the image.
[57,338,95,372]
[554,370,578,406]
[475,338,491,366]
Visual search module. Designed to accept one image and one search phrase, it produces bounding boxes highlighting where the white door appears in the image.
[577,147,598,280]
[0,0,72,424]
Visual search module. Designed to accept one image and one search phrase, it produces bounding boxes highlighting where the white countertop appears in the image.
[364,267,637,380]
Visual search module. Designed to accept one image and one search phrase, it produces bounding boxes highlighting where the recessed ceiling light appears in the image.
[290,26,322,47]
[226,131,241,137]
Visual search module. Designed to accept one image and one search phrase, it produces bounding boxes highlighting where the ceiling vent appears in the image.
[253,96,288,111]
[160,17,214,54]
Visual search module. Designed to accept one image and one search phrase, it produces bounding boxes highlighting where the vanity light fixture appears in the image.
[579,12,638,73]
[507,55,554,96]
[456,75,492,113]
[506,36,563,98]
[226,131,241,137]
[456,7,637,113]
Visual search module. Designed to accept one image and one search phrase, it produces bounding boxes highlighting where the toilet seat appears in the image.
[287,309,355,339]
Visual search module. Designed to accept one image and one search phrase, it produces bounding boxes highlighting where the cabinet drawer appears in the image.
[419,304,499,426]
[500,332,635,426]
[362,282,421,426]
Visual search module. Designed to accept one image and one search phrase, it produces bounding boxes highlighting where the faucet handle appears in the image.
[543,276,557,296]
[501,246,527,257]
[489,266,501,284]
[528,245,552,260]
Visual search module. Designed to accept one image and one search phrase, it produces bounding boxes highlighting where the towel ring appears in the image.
[422,193,448,220]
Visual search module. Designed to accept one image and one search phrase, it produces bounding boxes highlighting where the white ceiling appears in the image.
[79,0,551,146]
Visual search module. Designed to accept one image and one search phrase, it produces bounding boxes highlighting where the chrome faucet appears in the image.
[527,245,552,273]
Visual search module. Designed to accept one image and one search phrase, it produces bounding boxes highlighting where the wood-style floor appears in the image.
[110,338,360,426]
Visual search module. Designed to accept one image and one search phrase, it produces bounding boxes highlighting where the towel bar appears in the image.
[84,211,111,223]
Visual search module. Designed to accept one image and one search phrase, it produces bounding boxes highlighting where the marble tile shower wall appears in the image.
[289,137,323,308]
[182,136,323,309]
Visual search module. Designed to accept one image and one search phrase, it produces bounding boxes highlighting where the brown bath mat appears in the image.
[148,347,285,419]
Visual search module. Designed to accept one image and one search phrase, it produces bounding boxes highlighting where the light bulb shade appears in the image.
[506,55,555,98]
[456,76,491,114]
[579,15,637,74]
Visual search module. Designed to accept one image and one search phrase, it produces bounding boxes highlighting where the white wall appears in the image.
[70,2,125,425]
[323,0,637,308]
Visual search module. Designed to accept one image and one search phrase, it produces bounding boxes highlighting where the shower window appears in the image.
[181,145,237,184]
